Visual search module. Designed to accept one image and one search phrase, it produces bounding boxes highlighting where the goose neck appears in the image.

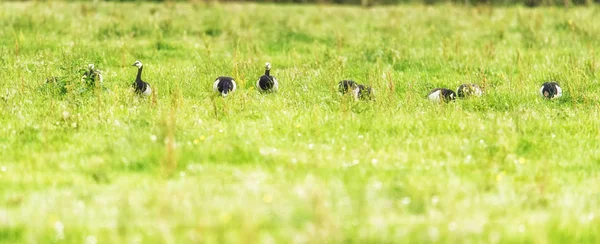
[136,66,143,81]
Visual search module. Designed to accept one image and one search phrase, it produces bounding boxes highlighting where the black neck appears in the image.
[136,66,143,81]
[265,69,270,76]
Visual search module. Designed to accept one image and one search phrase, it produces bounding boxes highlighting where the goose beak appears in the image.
[131,63,136,66]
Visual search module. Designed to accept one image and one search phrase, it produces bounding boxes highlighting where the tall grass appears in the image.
[0,1,599,243]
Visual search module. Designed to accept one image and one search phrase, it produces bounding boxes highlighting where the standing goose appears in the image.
[540,82,562,99]
[457,83,483,98]
[428,88,456,102]
[256,62,279,93]
[132,60,152,96]
[81,64,103,86]
[213,76,236,97]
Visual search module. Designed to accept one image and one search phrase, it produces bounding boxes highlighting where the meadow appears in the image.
[1,1,600,243]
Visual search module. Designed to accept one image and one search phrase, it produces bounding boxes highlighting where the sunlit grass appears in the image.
[0,1,600,243]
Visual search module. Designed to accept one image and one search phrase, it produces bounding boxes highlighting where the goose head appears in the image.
[132,60,143,69]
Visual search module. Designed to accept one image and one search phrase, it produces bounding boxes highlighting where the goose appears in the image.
[338,80,357,94]
[353,84,374,100]
[540,82,562,99]
[81,64,103,86]
[131,60,152,96]
[457,83,483,98]
[338,80,374,100]
[256,62,278,92]
[213,76,236,97]
[428,88,456,102]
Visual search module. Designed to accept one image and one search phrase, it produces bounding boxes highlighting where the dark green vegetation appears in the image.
[1,1,600,243]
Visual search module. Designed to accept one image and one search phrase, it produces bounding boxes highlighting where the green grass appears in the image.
[1,1,600,243]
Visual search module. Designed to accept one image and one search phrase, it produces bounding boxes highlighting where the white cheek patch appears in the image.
[143,85,152,96]
[213,79,220,92]
[428,90,441,102]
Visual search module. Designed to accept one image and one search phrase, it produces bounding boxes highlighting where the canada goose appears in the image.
[256,62,279,92]
[131,60,152,96]
[213,76,236,97]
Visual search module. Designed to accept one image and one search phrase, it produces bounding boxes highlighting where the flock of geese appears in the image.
[78,60,564,101]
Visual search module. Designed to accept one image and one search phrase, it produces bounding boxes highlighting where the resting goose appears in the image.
[428,88,456,102]
[338,80,357,94]
[353,84,374,100]
[81,64,103,86]
[457,84,483,98]
[213,76,236,97]
[540,82,562,99]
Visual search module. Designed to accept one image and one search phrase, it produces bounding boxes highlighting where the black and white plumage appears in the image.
[338,80,374,100]
[338,80,357,94]
[256,62,278,92]
[428,88,456,102]
[131,60,152,96]
[457,84,483,98]
[213,76,237,97]
[81,64,103,86]
[353,84,374,100]
[540,82,562,99]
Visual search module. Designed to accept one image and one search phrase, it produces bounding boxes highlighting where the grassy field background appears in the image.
[1,1,600,243]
